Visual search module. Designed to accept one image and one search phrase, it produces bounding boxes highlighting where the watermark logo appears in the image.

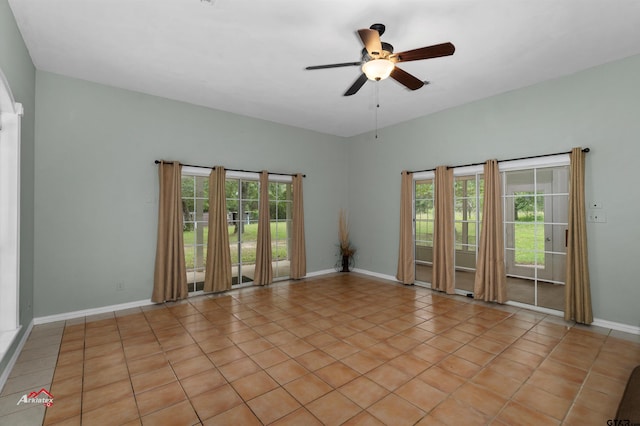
[607,420,640,426]
[16,388,54,407]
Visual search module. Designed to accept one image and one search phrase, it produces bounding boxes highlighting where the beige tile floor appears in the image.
[1,273,639,425]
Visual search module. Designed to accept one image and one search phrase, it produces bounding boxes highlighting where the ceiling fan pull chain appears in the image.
[375,83,380,139]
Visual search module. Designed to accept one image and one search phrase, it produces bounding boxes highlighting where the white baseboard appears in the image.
[592,318,640,336]
[505,300,565,317]
[33,299,154,325]
[304,269,336,278]
[0,320,33,393]
[352,268,399,283]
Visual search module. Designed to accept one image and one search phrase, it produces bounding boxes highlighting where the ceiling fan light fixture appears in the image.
[362,59,394,81]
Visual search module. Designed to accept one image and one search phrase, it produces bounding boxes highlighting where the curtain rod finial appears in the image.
[583,148,590,153]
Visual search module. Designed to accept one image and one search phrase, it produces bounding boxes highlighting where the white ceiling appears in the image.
[9,0,640,137]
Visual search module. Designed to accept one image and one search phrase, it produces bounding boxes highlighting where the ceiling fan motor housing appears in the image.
[362,42,394,61]
[369,23,386,36]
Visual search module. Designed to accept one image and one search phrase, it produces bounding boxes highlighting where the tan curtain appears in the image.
[432,166,455,294]
[396,171,415,284]
[290,173,306,279]
[565,148,593,324]
[203,167,232,293]
[152,161,188,303]
[474,160,507,303]
[254,171,273,285]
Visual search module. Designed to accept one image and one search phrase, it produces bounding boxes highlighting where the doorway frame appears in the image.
[0,67,23,345]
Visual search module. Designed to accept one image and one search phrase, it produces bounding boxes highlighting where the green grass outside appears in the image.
[415,212,545,265]
[184,222,289,268]
[511,222,544,265]
[183,222,288,244]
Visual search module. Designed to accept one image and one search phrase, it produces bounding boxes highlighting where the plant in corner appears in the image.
[338,209,356,272]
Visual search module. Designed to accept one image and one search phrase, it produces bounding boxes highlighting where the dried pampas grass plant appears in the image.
[338,209,355,256]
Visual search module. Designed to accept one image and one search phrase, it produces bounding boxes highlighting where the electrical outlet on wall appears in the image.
[587,211,607,223]
[590,201,603,209]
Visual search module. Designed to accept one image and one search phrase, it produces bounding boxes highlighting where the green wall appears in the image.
[33,72,348,316]
[0,0,36,373]
[347,54,640,327]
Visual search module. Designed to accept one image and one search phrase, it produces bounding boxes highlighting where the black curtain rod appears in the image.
[405,147,590,174]
[154,160,306,178]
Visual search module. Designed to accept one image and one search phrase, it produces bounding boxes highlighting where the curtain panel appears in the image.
[474,159,507,303]
[204,166,232,293]
[565,148,593,324]
[254,171,273,285]
[152,161,188,303]
[396,171,415,284]
[290,173,307,279]
[433,166,455,294]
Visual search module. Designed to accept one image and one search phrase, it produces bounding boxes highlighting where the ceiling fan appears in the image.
[306,23,455,96]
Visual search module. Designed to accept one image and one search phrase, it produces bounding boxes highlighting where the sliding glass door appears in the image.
[182,174,209,292]
[182,168,294,293]
[414,178,434,284]
[412,157,569,312]
[226,178,259,285]
[413,171,484,290]
[453,173,484,292]
[503,165,569,310]
[269,181,293,279]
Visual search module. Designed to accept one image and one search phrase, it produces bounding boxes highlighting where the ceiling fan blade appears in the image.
[305,62,362,70]
[344,73,368,96]
[391,42,455,63]
[390,67,424,90]
[358,28,383,56]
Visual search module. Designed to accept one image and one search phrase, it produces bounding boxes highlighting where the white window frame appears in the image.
[499,155,570,173]
[181,167,292,183]
[0,68,23,355]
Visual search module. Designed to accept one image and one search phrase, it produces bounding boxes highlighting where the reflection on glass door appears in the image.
[454,174,484,292]
[269,182,292,279]
[226,179,259,285]
[414,178,434,284]
[182,174,209,292]
[503,166,569,310]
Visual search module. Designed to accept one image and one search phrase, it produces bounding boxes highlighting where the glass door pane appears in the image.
[241,182,259,283]
[270,182,292,279]
[226,179,259,285]
[453,174,483,292]
[414,179,434,284]
[226,179,239,283]
[182,174,209,292]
